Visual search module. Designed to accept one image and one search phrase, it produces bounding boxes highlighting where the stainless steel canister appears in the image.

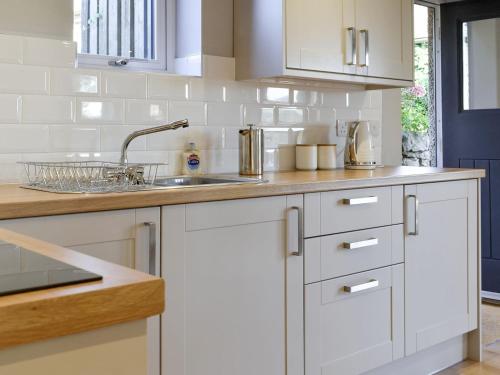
[239,124,264,175]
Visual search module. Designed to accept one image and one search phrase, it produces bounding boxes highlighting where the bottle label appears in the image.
[187,153,200,170]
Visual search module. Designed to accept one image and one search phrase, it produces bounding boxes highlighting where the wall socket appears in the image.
[336,120,349,137]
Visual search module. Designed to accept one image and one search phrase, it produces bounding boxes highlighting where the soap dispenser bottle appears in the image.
[182,142,202,175]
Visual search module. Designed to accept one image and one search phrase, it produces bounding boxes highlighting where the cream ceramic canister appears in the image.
[318,144,337,170]
[295,144,318,170]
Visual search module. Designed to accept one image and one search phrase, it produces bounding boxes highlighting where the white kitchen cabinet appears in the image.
[161,195,304,375]
[404,180,479,356]
[0,208,161,375]
[305,265,404,375]
[286,0,346,74]
[355,0,413,80]
[235,0,413,88]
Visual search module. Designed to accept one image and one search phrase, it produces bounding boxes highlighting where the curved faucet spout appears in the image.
[120,119,189,164]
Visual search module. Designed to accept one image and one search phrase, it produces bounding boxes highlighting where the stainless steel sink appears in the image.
[151,175,265,188]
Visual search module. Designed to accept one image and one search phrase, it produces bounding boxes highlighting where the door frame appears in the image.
[414,0,443,167]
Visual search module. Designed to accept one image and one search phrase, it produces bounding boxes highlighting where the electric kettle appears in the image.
[344,121,377,170]
[239,124,264,175]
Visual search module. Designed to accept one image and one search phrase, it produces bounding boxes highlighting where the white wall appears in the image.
[382,89,403,166]
[0,0,72,40]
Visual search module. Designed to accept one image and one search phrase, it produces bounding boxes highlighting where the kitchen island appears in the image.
[0,228,164,375]
[0,167,486,375]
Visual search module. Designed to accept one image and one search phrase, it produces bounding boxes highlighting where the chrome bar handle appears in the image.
[407,195,419,236]
[359,29,370,67]
[343,238,378,250]
[346,27,357,65]
[344,279,379,293]
[144,222,157,275]
[287,206,303,256]
[342,196,378,205]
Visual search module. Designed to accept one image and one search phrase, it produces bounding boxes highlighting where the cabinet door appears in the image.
[286,0,345,73]
[0,208,162,375]
[305,265,404,375]
[405,180,479,356]
[355,0,413,80]
[162,195,304,375]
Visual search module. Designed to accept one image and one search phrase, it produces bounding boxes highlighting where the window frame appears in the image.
[76,0,174,72]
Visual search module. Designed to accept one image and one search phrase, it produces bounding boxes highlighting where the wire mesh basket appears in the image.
[19,161,165,193]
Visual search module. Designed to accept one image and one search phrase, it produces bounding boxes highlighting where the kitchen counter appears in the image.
[0,167,485,220]
[0,228,164,350]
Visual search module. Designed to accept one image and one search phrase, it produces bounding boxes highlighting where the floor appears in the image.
[438,303,500,374]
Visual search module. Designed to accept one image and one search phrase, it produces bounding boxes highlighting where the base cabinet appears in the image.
[305,265,404,375]
[161,195,304,375]
[404,180,479,356]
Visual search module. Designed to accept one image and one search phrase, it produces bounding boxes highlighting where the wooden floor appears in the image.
[438,303,500,374]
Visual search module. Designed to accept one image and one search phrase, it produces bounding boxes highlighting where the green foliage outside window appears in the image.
[402,42,430,133]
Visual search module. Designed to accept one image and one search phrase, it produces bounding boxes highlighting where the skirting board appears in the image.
[482,291,500,303]
[364,335,469,375]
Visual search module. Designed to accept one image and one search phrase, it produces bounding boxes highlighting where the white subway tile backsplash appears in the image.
[189,79,225,102]
[207,102,242,127]
[77,98,124,124]
[278,107,305,124]
[322,91,348,108]
[0,64,49,94]
[169,101,207,125]
[51,68,100,96]
[125,100,167,125]
[49,126,100,152]
[22,95,75,124]
[293,90,320,106]
[0,35,23,64]
[148,74,189,100]
[243,105,275,126]
[103,72,147,98]
[0,34,386,181]
[0,94,21,123]
[260,87,290,104]
[101,126,147,152]
[308,108,336,125]
[0,125,49,153]
[23,38,76,68]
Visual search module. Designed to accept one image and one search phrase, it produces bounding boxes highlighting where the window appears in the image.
[73,0,169,71]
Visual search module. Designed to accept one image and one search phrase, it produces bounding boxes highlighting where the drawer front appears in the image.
[305,265,404,375]
[304,225,403,284]
[320,187,393,234]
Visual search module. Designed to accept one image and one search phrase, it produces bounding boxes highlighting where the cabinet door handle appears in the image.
[287,206,303,256]
[144,222,157,275]
[342,196,378,205]
[343,237,378,250]
[343,279,379,293]
[359,29,369,67]
[407,195,419,236]
[346,27,357,65]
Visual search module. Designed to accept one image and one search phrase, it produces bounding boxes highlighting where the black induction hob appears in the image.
[0,242,102,297]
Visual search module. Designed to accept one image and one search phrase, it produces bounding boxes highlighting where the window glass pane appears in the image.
[73,0,156,60]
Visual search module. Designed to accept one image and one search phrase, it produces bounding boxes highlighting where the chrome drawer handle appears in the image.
[346,27,357,65]
[342,196,378,205]
[343,279,379,293]
[287,206,303,256]
[342,238,378,250]
[407,194,419,236]
[144,222,157,275]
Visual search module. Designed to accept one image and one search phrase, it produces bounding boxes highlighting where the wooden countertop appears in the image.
[0,228,164,349]
[0,166,485,220]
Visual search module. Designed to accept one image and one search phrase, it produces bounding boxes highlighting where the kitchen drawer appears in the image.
[304,225,403,284]
[305,265,404,375]
[304,186,403,237]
